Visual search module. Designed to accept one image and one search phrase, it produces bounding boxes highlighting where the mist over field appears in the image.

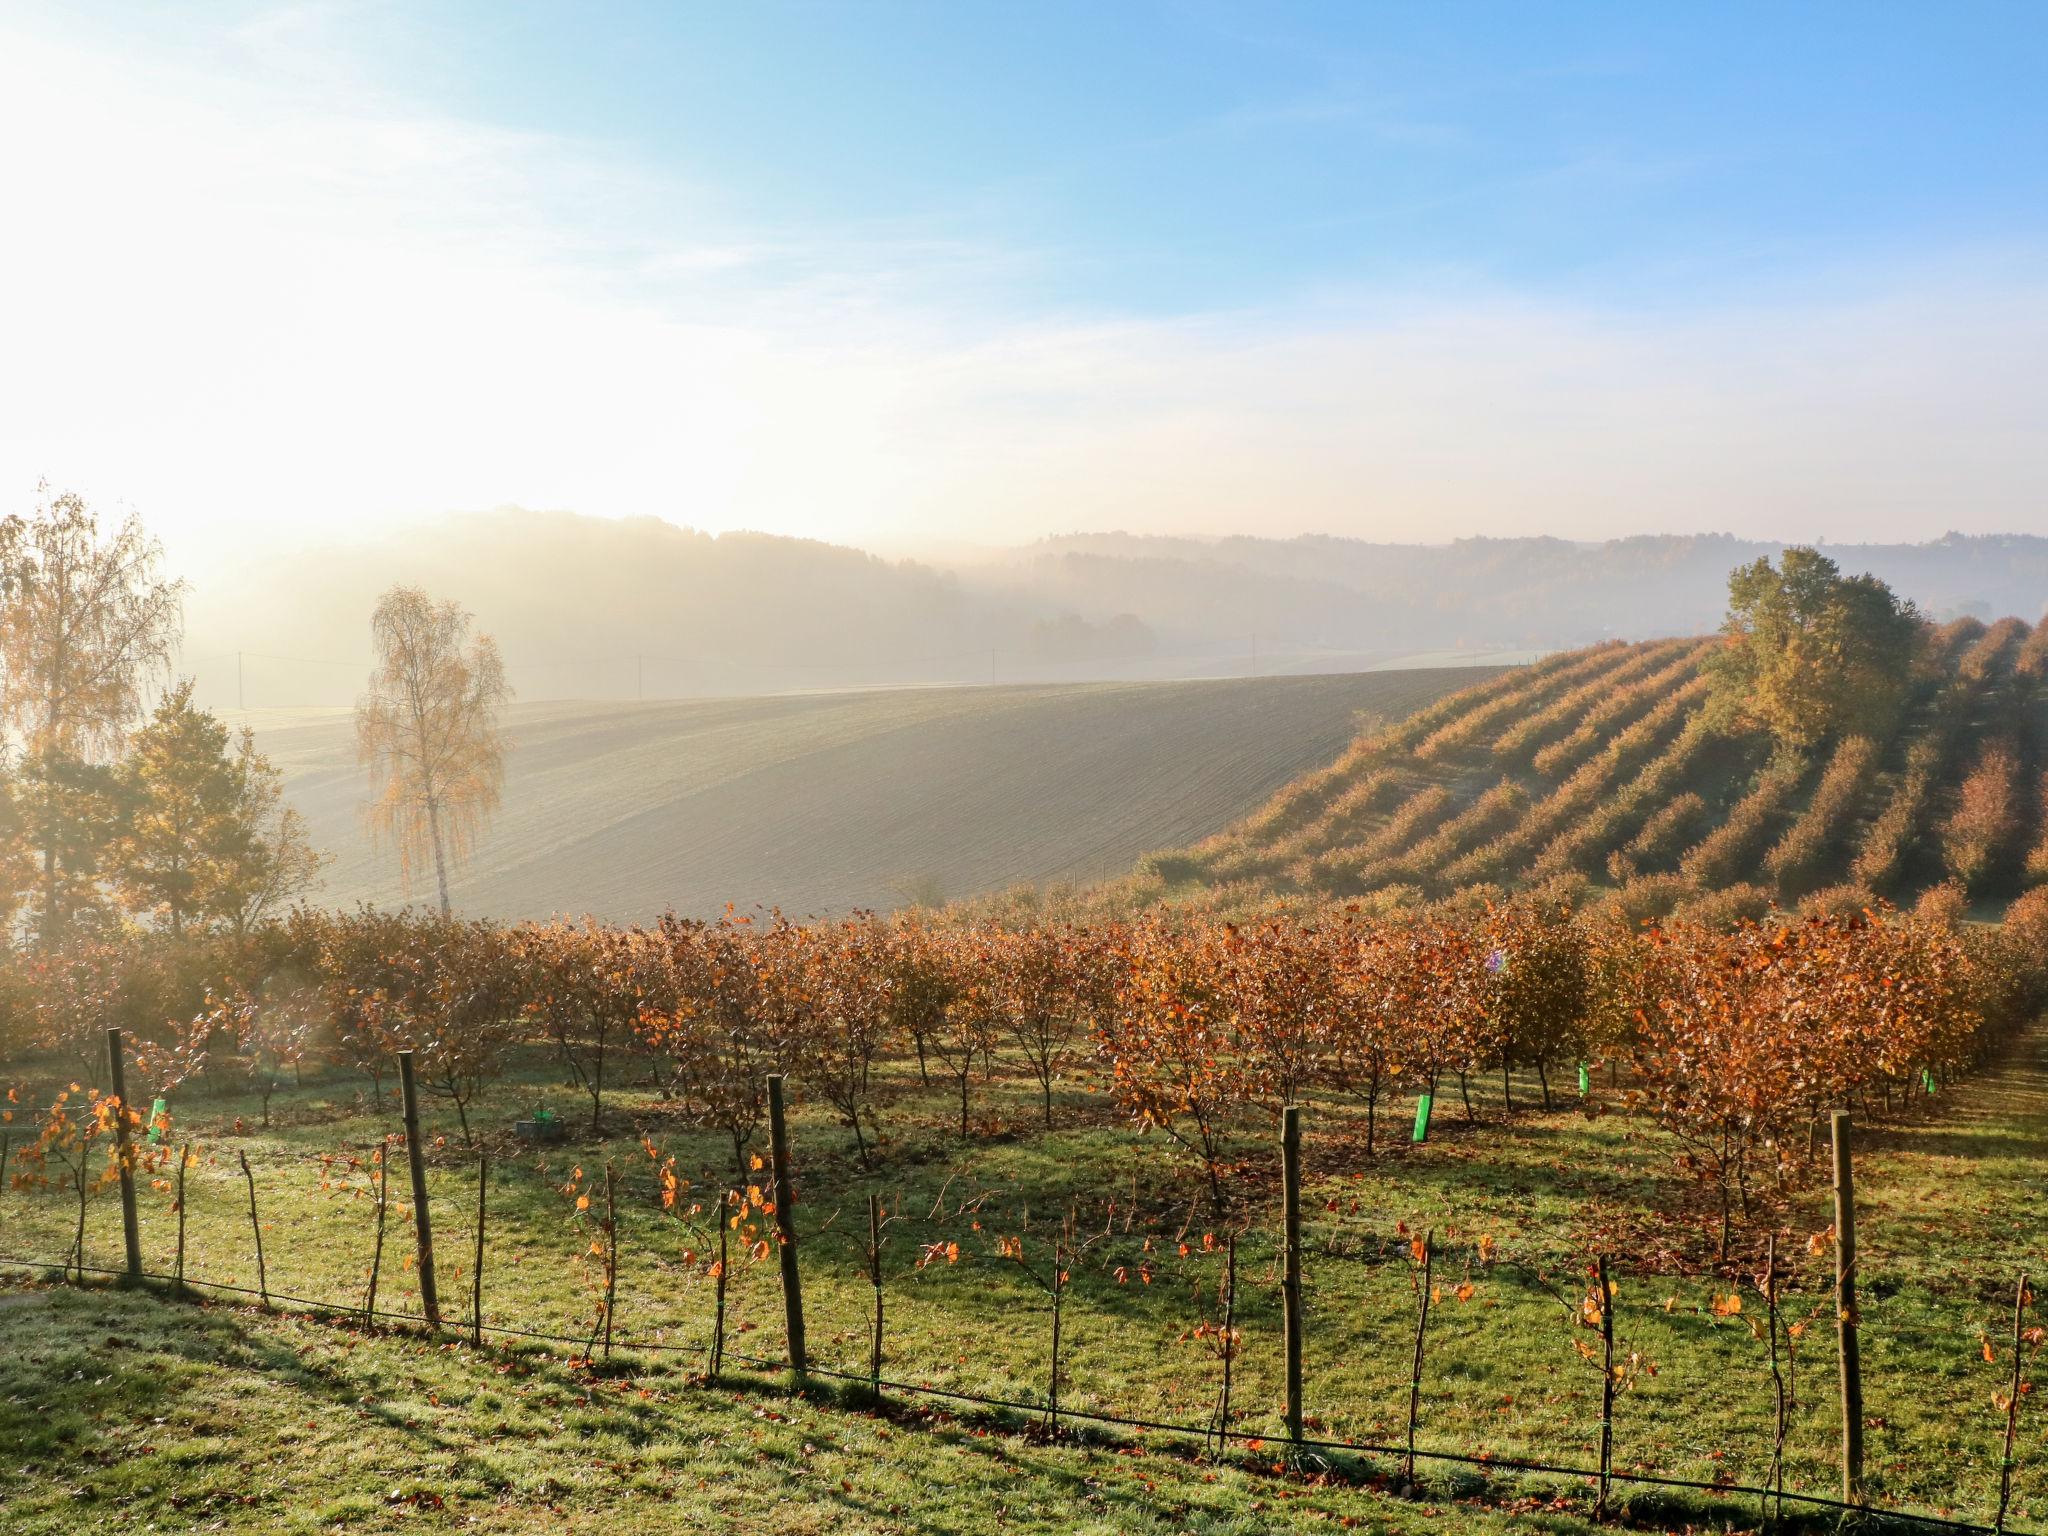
[176,507,2048,712]
[238,670,1489,923]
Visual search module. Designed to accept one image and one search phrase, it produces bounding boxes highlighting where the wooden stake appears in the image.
[1280,1102,1304,1445]
[1831,1109,1862,1505]
[766,1074,806,1376]
[867,1192,884,1396]
[710,1190,730,1379]
[602,1159,618,1360]
[1048,1212,1070,1435]
[1595,1253,1615,1520]
[365,1146,389,1326]
[106,1028,142,1282]
[1214,1232,1238,1462]
[1765,1233,1787,1531]
[1,1130,11,1198]
[471,1154,488,1349]
[398,1051,441,1327]
[1405,1229,1433,1487]
[238,1149,267,1306]
[1997,1272,2029,1533]
[173,1141,189,1293]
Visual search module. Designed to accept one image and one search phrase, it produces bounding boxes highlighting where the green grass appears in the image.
[4,1032,2046,1533]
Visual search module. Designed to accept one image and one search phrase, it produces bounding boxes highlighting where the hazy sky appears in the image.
[3,1,2046,568]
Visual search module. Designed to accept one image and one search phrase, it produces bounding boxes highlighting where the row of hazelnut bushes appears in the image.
[1269,646,1676,888]
[1332,779,1532,895]
[1184,649,1599,874]
[1527,641,1712,780]
[1439,673,1712,889]
[2024,769,2048,886]
[1606,792,1709,883]
[1303,783,1455,891]
[1532,713,1722,880]
[1679,759,1808,889]
[1243,768,1411,878]
[1409,639,1635,761]
[1850,621,2031,891]
[1761,734,1885,898]
[1491,635,1703,769]
[1940,737,2034,893]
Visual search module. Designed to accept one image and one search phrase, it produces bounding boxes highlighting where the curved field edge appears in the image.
[242,670,1499,924]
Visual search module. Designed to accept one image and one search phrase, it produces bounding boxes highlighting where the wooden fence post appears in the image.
[766,1073,806,1376]
[1998,1272,2029,1533]
[471,1154,488,1349]
[106,1027,143,1282]
[398,1051,441,1327]
[1406,1229,1433,1487]
[1831,1109,1862,1505]
[1281,1102,1304,1446]
[237,1149,268,1305]
[1595,1253,1615,1520]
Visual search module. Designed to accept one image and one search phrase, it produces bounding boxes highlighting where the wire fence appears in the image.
[3,1062,2040,1535]
[0,1248,2027,1536]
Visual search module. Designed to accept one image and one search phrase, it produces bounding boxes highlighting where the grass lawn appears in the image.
[4,1028,2045,1534]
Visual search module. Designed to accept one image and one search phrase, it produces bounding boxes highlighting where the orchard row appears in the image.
[8,893,2047,1233]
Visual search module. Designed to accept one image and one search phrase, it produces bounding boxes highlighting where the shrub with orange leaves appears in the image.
[1096,918,1260,1217]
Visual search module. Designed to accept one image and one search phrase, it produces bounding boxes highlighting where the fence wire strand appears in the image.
[1,1249,2031,1536]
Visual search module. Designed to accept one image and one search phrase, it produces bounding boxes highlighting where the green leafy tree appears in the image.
[111,681,245,936]
[9,751,124,936]
[110,682,325,937]
[1704,547,1923,753]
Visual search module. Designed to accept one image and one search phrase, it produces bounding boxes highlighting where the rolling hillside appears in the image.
[1140,615,2048,922]
[244,669,1495,923]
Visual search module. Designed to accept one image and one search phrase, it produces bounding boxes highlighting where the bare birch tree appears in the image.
[355,586,511,914]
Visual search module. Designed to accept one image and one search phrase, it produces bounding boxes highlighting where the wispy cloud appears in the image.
[1,6,2044,574]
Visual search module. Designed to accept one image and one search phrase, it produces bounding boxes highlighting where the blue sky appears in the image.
[2,1,2046,556]
[380,1,2048,311]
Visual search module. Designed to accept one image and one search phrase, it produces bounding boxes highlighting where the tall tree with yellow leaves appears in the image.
[354,586,511,914]
[0,487,185,940]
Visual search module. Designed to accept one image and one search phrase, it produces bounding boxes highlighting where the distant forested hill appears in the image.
[984,530,2048,656]
[180,511,2048,710]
